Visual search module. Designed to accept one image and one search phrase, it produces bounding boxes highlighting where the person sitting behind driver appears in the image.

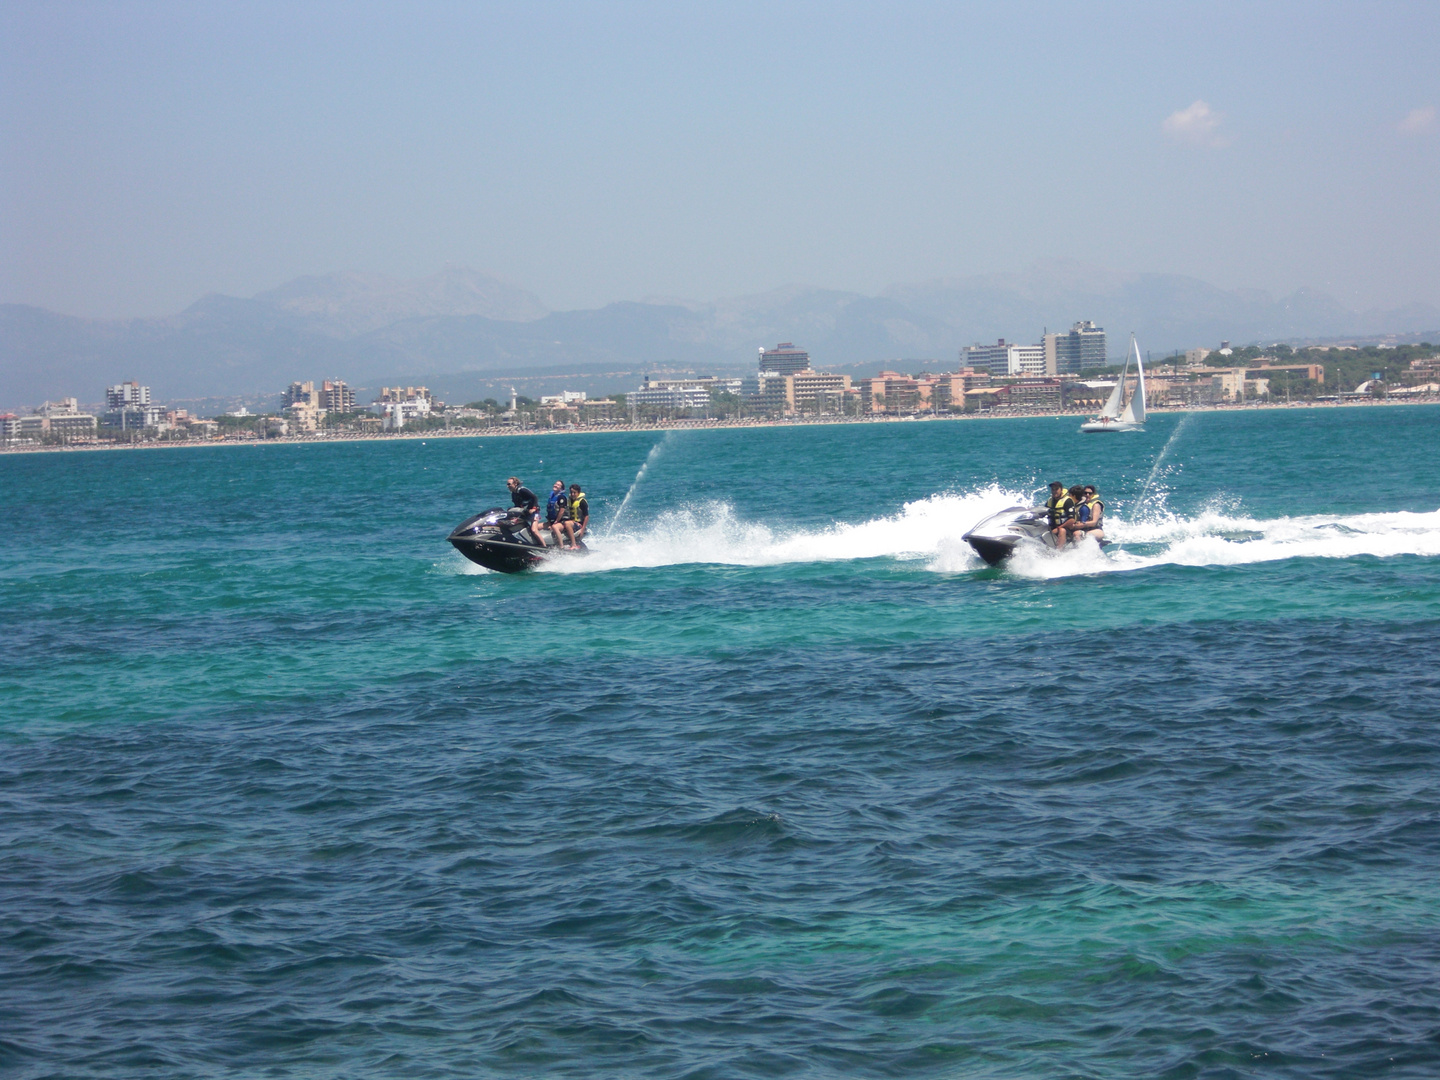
[1057,485,1088,548]
[1045,481,1076,547]
[1068,485,1105,543]
[541,480,570,548]
[562,484,589,550]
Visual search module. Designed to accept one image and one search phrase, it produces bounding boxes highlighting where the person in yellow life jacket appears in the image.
[1056,485,1090,548]
[1045,480,1077,547]
[561,484,589,550]
[1067,485,1105,544]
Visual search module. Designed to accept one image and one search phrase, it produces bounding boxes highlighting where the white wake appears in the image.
[451,487,1440,578]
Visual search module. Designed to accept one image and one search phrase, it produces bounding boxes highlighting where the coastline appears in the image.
[3,393,1437,456]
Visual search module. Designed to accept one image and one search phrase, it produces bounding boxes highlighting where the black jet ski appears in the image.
[962,505,1109,566]
[447,507,587,573]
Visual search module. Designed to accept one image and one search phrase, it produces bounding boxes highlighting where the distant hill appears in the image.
[2,262,1436,408]
[252,266,549,333]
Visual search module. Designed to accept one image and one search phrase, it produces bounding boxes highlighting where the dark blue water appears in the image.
[3,406,1440,1077]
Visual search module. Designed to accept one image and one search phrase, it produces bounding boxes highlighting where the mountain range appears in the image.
[3,263,1436,408]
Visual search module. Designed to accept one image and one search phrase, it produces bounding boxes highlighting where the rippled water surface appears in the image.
[3,406,1440,1078]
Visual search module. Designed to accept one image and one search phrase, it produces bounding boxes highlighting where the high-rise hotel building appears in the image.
[758,343,812,376]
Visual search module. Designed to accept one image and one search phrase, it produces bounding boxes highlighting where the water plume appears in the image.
[607,434,673,535]
[1137,413,1195,511]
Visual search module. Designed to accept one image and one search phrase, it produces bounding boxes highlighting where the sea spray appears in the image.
[608,434,673,534]
[1136,413,1195,512]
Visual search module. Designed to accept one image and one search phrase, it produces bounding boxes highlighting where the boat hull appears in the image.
[1080,419,1144,433]
[447,508,586,573]
[449,534,548,573]
[962,505,1057,565]
[962,505,1108,565]
[965,533,1024,566]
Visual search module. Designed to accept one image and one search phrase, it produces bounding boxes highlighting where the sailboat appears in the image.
[1080,334,1146,433]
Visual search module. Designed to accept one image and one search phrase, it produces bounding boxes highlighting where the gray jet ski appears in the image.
[962,505,1108,566]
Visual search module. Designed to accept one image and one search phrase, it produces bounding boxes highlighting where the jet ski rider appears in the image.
[1066,485,1104,544]
[1045,481,1077,548]
[562,484,589,550]
[540,480,570,548]
[506,477,542,537]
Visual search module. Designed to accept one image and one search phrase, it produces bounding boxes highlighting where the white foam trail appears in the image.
[531,490,1440,579]
[607,434,672,535]
[541,486,1029,574]
[1008,506,1440,580]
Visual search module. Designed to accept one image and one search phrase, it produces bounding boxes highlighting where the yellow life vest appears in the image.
[568,492,587,521]
[1046,492,1074,526]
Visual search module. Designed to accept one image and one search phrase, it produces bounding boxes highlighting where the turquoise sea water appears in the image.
[3,405,1440,1078]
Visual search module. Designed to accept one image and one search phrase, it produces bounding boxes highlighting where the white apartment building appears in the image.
[540,390,588,406]
[630,376,742,410]
[376,398,432,430]
[106,381,150,408]
[960,339,1048,377]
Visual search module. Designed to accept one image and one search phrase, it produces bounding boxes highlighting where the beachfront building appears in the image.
[106,381,150,409]
[104,381,163,429]
[284,401,322,432]
[1005,379,1065,410]
[790,370,852,412]
[856,372,923,413]
[738,370,854,415]
[578,399,622,422]
[38,399,98,435]
[372,387,434,430]
[1044,321,1107,374]
[283,379,355,414]
[14,398,100,440]
[960,339,1048,377]
[374,386,433,407]
[630,384,708,410]
[631,376,742,411]
[758,343,812,376]
[102,405,166,430]
[743,372,792,414]
[283,381,319,409]
[321,380,355,413]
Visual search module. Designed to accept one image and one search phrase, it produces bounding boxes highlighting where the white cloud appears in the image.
[1398,106,1436,135]
[1162,100,1227,147]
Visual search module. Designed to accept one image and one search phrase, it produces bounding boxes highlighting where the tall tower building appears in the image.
[1052,321,1106,373]
[759,342,812,376]
[283,381,319,408]
[106,381,150,408]
[321,380,355,412]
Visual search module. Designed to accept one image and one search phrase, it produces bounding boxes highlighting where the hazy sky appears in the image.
[3,1,1437,317]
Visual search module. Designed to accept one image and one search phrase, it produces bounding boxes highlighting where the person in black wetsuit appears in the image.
[505,476,542,540]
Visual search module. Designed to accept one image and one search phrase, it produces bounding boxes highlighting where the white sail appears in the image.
[1099,345,1130,420]
[1119,337,1146,424]
[1080,332,1147,432]
[1098,376,1125,420]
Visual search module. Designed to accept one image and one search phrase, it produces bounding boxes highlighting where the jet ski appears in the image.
[962,505,1108,566]
[447,507,587,573]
